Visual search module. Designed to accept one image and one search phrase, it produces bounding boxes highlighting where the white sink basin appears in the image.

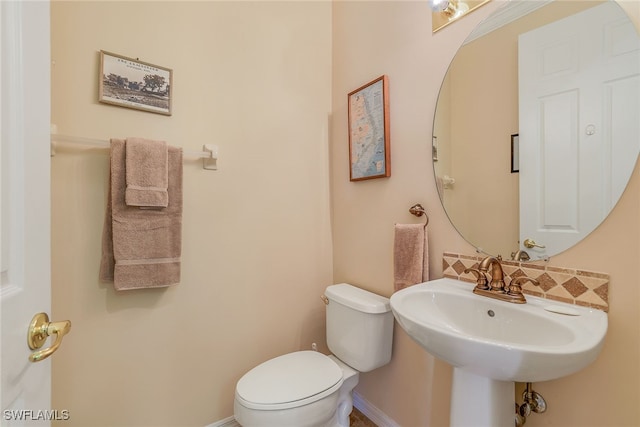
[390,278,608,382]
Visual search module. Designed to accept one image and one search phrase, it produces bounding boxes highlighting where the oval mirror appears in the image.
[433,0,640,261]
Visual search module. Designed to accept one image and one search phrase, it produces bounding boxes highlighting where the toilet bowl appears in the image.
[234,351,358,427]
[234,284,394,427]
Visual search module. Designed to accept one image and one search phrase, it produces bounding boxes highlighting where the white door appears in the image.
[519,1,640,258]
[1,1,59,425]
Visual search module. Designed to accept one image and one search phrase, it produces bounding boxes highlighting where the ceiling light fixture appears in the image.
[430,0,491,33]
[429,0,469,20]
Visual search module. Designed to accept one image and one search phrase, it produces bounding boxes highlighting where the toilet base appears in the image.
[234,389,340,427]
[328,355,359,427]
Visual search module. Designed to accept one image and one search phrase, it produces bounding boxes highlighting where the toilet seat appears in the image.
[235,351,344,411]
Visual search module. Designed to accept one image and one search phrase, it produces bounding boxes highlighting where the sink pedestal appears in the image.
[450,368,514,427]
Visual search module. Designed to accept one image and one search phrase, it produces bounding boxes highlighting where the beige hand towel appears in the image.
[125,137,169,208]
[100,138,183,290]
[393,224,429,291]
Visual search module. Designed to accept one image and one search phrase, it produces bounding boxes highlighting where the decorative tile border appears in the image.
[442,252,609,312]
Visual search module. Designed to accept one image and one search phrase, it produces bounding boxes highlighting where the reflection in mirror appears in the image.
[433,0,640,261]
[430,0,492,33]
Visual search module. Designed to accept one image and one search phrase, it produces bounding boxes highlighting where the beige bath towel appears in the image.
[125,137,169,208]
[393,224,429,291]
[100,139,183,290]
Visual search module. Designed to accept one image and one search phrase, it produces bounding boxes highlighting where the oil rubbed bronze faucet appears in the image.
[464,256,538,304]
[479,256,506,292]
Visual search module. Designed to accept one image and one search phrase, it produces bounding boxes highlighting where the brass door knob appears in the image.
[523,239,546,249]
[27,312,71,362]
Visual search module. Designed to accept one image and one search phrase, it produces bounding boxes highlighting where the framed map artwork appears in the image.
[348,75,390,181]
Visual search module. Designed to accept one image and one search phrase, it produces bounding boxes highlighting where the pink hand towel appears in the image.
[393,224,429,291]
[100,139,183,290]
[125,137,169,208]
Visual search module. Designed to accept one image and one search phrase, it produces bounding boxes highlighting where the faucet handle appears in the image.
[508,277,540,296]
[511,276,539,288]
[503,276,537,304]
[464,267,489,290]
[511,250,531,262]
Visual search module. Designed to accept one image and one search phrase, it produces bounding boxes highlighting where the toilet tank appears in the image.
[324,283,394,372]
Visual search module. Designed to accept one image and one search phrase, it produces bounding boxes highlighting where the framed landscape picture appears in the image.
[348,75,390,181]
[99,50,172,116]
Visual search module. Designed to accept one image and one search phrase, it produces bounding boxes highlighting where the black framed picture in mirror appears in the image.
[511,134,519,173]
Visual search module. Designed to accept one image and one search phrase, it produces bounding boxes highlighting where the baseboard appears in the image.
[204,416,241,427]
[353,391,401,427]
[206,392,399,427]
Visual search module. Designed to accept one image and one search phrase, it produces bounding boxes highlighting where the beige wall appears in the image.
[331,1,639,427]
[443,22,521,256]
[51,2,332,426]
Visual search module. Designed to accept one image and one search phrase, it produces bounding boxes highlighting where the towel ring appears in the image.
[409,204,429,228]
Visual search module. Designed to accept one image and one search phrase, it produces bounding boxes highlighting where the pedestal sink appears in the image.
[390,278,607,426]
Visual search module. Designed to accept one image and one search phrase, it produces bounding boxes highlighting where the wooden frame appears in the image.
[99,50,172,116]
[511,133,519,173]
[348,75,390,181]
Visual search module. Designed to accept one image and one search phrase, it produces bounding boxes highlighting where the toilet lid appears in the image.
[235,351,343,410]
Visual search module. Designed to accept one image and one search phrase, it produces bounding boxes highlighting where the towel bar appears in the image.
[50,133,219,170]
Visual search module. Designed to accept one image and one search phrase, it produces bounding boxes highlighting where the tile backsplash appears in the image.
[442,252,609,312]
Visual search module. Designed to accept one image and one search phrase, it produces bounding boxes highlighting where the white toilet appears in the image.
[234,283,394,427]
